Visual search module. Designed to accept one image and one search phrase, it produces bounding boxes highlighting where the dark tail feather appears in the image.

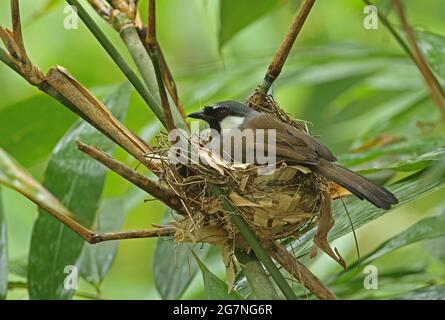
[316,160,398,210]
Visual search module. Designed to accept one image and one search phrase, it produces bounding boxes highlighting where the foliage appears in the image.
[0,0,445,300]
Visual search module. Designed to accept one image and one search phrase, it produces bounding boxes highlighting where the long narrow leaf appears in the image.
[28,83,131,300]
[153,212,210,299]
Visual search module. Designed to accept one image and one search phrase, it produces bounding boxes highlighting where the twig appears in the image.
[76,141,184,214]
[65,0,166,125]
[392,0,445,121]
[261,0,316,92]
[267,241,337,300]
[145,0,176,132]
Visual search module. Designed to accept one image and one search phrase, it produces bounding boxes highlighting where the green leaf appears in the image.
[0,95,76,167]
[290,169,445,259]
[397,285,445,300]
[27,83,131,300]
[193,252,241,300]
[363,211,445,265]
[339,137,445,168]
[153,219,210,299]
[25,0,60,26]
[219,0,283,47]
[8,256,27,279]
[416,30,445,82]
[78,198,125,288]
[0,187,7,300]
[331,208,445,288]
[78,188,145,288]
[359,147,445,174]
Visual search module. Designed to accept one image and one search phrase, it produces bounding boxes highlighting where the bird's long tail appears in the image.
[315,159,398,210]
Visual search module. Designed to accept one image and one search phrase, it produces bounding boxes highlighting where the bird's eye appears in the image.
[217,107,228,117]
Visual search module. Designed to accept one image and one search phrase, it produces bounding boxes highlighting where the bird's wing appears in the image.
[240,113,336,164]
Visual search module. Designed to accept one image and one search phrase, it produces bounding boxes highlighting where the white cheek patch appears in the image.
[220,116,245,130]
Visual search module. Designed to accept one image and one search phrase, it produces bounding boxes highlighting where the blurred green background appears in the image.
[1,0,445,299]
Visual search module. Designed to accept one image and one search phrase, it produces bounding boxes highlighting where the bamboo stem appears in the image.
[236,250,280,300]
[210,186,298,300]
[261,0,316,92]
[65,0,166,125]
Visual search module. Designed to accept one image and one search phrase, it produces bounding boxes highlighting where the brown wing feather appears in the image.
[240,113,336,164]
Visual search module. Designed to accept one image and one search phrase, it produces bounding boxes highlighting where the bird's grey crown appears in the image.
[213,100,255,117]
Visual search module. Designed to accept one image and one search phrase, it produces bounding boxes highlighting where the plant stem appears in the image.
[392,0,445,121]
[119,26,163,114]
[267,241,337,300]
[363,1,445,109]
[261,0,316,92]
[65,0,165,125]
[0,47,17,72]
[145,0,176,132]
[210,186,298,300]
[236,250,279,300]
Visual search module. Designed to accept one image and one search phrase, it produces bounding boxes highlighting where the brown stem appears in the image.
[157,44,187,120]
[76,141,185,214]
[146,0,176,132]
[90,227,176,243]
[261,0,316,92]
[266,241,337,300]
[392,0,445,122]
[44,66,159,172]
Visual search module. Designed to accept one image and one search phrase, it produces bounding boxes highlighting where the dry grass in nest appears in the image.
[146,90,348,290]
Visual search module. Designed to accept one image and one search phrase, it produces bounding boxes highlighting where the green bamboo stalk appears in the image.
[119,25,187,130]
[119,26,160,100]
[236,250,279,300]
[65,0,165,125]
[211,186,297,300]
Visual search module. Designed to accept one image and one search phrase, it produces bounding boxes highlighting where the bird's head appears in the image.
[187,101,254,132]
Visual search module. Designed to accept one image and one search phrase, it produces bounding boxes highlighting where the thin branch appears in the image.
[392,0,445,121]
[76,141,185,214]
[261,0,316,92]
[363,0,445,116]
[267,241,337,300]
[1,146,176,246]
[91,227,176,243]
[157,43,187,119]
[65,0,166,125]
[146,0,176,132]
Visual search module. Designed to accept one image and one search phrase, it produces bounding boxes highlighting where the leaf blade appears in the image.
[27,83,131,300]
[219,0,283,47]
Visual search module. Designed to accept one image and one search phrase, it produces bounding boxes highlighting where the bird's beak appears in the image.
[187,111,206,120]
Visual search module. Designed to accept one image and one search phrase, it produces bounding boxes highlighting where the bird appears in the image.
[187,100,398,210]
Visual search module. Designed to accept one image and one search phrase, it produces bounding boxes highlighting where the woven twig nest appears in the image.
[148,90,348,290]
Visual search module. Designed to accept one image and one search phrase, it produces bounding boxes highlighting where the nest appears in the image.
[148,90,347,290]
